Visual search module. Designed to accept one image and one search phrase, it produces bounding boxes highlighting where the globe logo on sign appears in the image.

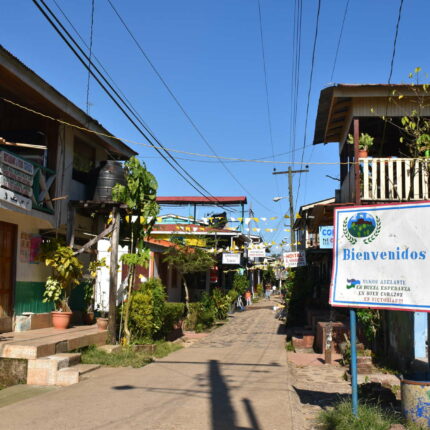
[343,212,381,245]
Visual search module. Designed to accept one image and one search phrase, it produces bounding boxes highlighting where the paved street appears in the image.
[1,300,296,430]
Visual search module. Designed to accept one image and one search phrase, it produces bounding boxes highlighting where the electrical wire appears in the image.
[330,0,350,82]
[388,0,405,85]
[2,96,359,166]
[105,0,272,212]
[295,0,322,209]
[85,0,95,115]
[32,0,232,211]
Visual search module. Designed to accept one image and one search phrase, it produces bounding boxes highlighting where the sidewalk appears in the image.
[1,300,295,430]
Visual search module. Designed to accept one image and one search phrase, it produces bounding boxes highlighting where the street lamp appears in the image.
[273,196,287,202]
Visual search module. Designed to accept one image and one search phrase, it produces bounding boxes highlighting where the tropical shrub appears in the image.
[255,283,263,297]
[128,278,166,341]
[211,288,231,320]
[162,302,185,336]
[233,273,248,295]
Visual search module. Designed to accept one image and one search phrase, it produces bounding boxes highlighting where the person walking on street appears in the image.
[265,284,271,300]
[245,290,252,306]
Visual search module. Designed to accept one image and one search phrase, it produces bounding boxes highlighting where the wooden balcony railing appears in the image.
[361,157,430,201]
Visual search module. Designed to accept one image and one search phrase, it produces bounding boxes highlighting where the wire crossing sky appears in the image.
[1,0,430,249]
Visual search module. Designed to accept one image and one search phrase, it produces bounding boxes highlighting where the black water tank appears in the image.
[93,161,126,202]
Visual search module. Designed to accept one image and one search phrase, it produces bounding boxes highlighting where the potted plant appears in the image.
[83,258,106,325]
[41,241,83,329]
[347,133,374,158]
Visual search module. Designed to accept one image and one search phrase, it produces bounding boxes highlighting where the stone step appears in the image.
[27,353,82,385]
[56,364,101,386]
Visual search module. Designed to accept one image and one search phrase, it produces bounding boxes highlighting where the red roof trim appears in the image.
[156,196,247,205]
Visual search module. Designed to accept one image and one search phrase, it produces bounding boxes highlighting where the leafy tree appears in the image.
[112,157,159,344]
[163,242,215,318]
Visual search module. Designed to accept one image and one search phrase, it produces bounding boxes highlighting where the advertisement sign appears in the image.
[331,202,430,311]
[319,226,334,249]
[283,251,306,268]
[248,248,266,258]
[222,253,241,265]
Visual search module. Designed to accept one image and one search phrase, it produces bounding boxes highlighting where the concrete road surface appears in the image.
[1,300,295,430]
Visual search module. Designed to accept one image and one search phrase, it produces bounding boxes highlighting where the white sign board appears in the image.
[283,251,306,268]
[248,248,266,258]
[331,202,430,312]
[319,226,334,249]
[222,253,241,265]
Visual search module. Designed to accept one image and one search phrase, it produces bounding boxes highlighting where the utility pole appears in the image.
[273,167,309,251]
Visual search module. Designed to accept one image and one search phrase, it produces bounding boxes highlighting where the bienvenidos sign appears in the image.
[331,202,430,312]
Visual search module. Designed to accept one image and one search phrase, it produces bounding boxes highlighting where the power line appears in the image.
[388,0,404,84]
[330,0,350,82]
[32,0,232,211]
[85,0,95,115]
[106,0,272,212]
[295,0,322,209]
[3,96,352,166]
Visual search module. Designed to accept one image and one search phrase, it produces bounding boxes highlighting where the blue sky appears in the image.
[2,0,430,249]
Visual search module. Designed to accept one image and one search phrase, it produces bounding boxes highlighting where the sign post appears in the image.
[331,202,430,417]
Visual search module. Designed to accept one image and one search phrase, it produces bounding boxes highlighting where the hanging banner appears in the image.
[319,226,334,249]
[248,248,266,258]
[331,202,430,311]
[283,251,306,268]
[222,253,241,265]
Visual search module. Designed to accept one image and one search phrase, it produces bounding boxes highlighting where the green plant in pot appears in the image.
[347,132,374,157]
[41,241,83,329]
[84,258,106,326]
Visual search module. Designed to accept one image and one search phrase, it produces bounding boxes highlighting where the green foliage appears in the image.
[347,132,375,151]
[285,267,314,325]
[357,309,381,345]
[120,248,150,267]
[161,302,185,336]
[255,283,263,297]
[262,267,276,286]
[210,288,231,320]
[163,244,216,276]
[41,241,83,311]
[128,278,166,341]
[318,400,399,430]
[112,156,159,228]
[388,70,430,156]
[232,273,249,295]
[84,258,107,310]
[80,345,152,368]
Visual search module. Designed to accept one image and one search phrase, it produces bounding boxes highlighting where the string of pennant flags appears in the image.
[122,213,302,225]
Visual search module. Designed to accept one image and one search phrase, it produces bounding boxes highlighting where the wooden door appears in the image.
[0,221,17,318]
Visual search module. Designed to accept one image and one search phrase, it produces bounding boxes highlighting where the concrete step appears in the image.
[27,353,82,385]
[292,334,315,350]
[1,327,107,360]
[56,364,101,386]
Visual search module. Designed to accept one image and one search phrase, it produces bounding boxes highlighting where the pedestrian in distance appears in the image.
[245,290,252,307]
[265,284,271,300]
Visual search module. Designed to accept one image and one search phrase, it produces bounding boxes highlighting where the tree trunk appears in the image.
[123,263,135,345]
[181,273,190,331]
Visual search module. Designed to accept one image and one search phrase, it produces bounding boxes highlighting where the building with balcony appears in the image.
[312,83,430,370]
[0,46,135,332]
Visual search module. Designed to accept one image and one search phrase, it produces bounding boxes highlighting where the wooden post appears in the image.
[354,118,361,204]
[108,206,120,343]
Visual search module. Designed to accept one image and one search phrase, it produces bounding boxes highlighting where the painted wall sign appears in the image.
[319,225,334,249]
[222,253,241,265]
[0,175,33,197]
[331,202,430,311]
[0,164,33,186]
[248,248,266,258]
[283,251,306,268]
[0,187,32,211]
[0,151,34,175]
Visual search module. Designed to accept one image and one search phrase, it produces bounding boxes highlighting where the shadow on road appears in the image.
[209,359,261,430]
[293,386,350,409]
